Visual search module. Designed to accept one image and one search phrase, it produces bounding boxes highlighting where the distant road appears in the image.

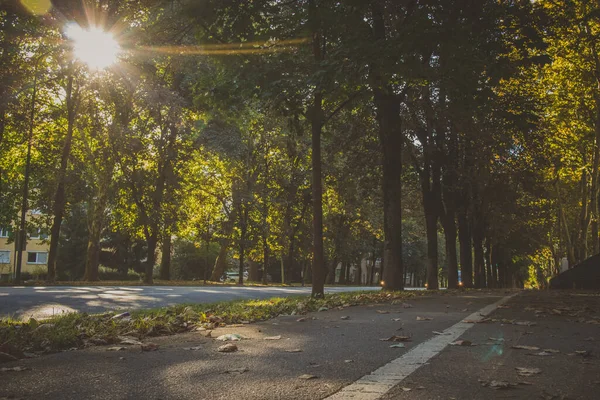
[0,285,406,319]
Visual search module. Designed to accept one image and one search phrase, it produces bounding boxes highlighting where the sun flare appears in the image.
[65,23,120,69]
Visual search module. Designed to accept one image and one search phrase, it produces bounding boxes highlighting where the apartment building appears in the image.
[0,213,50,281]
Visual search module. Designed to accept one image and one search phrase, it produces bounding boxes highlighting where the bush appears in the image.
[98,265,141,281]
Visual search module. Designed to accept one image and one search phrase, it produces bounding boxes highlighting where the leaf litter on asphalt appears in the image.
[298,374,318,380]
[416,316,432,321]
[380,335,411,342]
[515,367,542,377]
[512,345,540,351]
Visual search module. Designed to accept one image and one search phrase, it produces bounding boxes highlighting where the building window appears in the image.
[27,251,48,264]
[28,228,48,240]
[0,227,11,238]
[0,250,9,264]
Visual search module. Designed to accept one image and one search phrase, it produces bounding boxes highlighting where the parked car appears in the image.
[220,271,249,282]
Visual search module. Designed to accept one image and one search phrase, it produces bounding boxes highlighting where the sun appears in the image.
[65,23,120,70]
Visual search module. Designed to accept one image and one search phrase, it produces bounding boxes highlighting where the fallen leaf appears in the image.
[488,337,505,342]
[432,331,446,335]
[296,318,306,322]
[0,366,29,372]
[264,335,282,340]
[340,316,350,320]
[217,343,238,353]
[376,310,390,314]
[344,359,354,363]
[450,340,474,346]
[392,318,402,322]
[461,308,469,312]
[390,344,405,348]
[514,321,537,326]
[107,347,126,352]
[380,335,411,342]
[512,345,540,351]
[542,349,560,353]
[223,367,249,374]
[401,387,412,392]
[285,349,303,353]
[529,351,552,357]
[515,367,541,377]
[575,350,592,357]
[112,312,131,320]
[118,336,143,346]
[141,343,159,352]
[183,346,202,351]
[317,307,328,312]
[488,380,516,390]
[416,316,432,321]
[417,386,425,390]
[298,374,318,380]
[216,334,244,341]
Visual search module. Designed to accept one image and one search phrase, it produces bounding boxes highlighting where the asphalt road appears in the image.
[0,292,504,400]
[0,285,385,319]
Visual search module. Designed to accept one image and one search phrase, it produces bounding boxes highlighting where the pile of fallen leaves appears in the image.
[0,290,420,360]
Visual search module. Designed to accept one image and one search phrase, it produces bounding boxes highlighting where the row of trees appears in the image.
[0,0,597,293]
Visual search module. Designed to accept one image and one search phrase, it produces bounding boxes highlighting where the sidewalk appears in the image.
[1,290,596,400]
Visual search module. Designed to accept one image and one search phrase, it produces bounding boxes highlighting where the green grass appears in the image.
[0,290,423,355]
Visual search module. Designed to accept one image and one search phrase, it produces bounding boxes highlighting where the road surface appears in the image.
[0,291,527,400]
[0,285,384,319]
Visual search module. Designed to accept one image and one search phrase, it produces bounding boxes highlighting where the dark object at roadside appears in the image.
[550,254,600,289]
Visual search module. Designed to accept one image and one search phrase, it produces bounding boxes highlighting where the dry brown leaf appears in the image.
[380,335,411,342]
[264,335,282,340]
[401,387,412,392]
[512,345,540,351]
[450,340,474,346]
[298,374,318,380]
[141,343,159,352]
[416,316,432,321]
[515,367,541,377]
[217,343,238,353]
[107,346,126,352]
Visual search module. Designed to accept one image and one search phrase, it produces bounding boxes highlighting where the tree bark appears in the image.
[159,233,171,280]
[309,0,325,298]
[370,2,404,291]
[48,72,77,282]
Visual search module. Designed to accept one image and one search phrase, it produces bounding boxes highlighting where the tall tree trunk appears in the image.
[370,2,404,291]
[262,234,269,283]
[159,233,171,280]
[424,194,439,290]
[84,183,109,281]
[457,210,472,287]
[211,241,230,281]
[308,0,325,298]
[145,233,158,283]
[578,164,588,262]
[472,214,485,288]
[48,72,77,282]
[442,212,458,289]
[249,259,259,282]
[485,237,493,288]
[339,261,346,284]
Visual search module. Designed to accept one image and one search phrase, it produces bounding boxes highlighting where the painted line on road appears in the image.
[324,292,521,400]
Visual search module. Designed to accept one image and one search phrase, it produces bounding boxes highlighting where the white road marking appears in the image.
[324,293,520,400]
